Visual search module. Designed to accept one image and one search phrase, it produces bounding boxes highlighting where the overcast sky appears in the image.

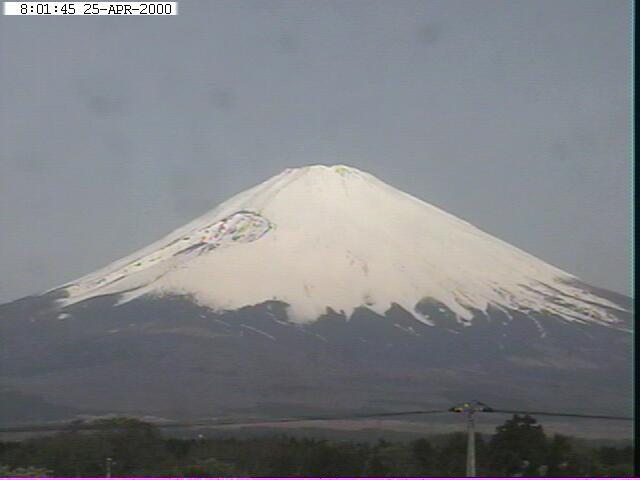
[0,0,632,303]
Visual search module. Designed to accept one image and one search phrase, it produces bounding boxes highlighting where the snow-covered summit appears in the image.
[60,165,625,326]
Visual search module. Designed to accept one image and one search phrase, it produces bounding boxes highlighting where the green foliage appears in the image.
[412,438,434,470]
[173,457,240,477]
[597,445,633,466]
[593,445,634,477]
[0,417,171,477]
[546,434,572,476]
[488,414,547,475]
[0,415,631,477]
[0,465,52,477]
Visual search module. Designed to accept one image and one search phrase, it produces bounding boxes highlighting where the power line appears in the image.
[487,409,632,421]
[0,407,631,434]
[0,409,448,434]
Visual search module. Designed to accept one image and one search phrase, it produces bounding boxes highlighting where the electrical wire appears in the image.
[0,409,449,434]
[487,409,631,421]
[0,406,631,434]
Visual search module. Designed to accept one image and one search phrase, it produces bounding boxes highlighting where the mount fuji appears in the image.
[0,165,632,426]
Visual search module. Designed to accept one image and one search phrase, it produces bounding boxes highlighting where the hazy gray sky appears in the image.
[0,0,631,303]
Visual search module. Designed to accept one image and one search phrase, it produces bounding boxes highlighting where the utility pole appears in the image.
[466,408,476,476]
[449,401,493,478]
[105,457,113,478]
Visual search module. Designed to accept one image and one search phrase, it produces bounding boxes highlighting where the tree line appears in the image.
[0,415,633,477]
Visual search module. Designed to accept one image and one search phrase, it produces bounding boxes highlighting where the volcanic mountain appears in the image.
[0,165,632,426]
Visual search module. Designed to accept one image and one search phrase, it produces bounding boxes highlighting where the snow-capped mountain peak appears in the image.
[59,165,625,326]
